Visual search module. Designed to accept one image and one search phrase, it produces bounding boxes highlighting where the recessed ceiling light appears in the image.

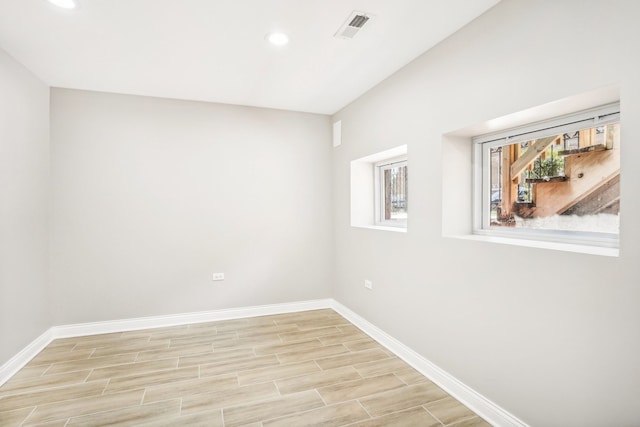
[266,32,289,46]
[46,0,78,10]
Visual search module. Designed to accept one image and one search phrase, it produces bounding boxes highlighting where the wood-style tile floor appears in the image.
[0,309,491,426]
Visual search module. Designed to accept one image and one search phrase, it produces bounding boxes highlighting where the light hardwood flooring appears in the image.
[0,309,491,426]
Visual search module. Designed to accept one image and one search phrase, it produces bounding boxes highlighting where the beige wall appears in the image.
[0,49,50,366]
[49,89,333,324]
[331,1,640,426]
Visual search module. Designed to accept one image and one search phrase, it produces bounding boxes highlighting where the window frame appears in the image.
[472,102,620,248]
[374,156,408,228]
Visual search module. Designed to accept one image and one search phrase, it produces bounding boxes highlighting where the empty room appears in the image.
[1,0,639,426]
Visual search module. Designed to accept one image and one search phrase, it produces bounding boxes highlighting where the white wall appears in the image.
[0,49,50,366]
[50,89,333,325]
[332,1,640,426]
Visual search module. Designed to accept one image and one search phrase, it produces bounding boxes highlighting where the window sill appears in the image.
[449,234,618,257]
[352,225,407,233]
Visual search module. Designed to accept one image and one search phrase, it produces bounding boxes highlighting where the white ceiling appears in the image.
[0,0,499,114]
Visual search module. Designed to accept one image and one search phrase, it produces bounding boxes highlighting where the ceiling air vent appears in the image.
[334,11,373,39]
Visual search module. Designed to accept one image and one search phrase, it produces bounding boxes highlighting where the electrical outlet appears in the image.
[364,279,373,290]
[212,273,225,281]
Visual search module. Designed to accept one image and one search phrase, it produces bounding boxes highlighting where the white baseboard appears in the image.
[0,329,53,387]
[0,298,526,427]
[52,299,333,339]
[330,300,528,427]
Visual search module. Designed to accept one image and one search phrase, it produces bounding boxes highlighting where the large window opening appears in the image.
[475,103,620,247]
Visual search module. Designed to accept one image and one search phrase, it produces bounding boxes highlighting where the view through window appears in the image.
[377,159,407,226]
[488,121,620,236]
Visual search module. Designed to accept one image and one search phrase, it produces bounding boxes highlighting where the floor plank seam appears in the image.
[422,404,446,426]
[17,406,37,427]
